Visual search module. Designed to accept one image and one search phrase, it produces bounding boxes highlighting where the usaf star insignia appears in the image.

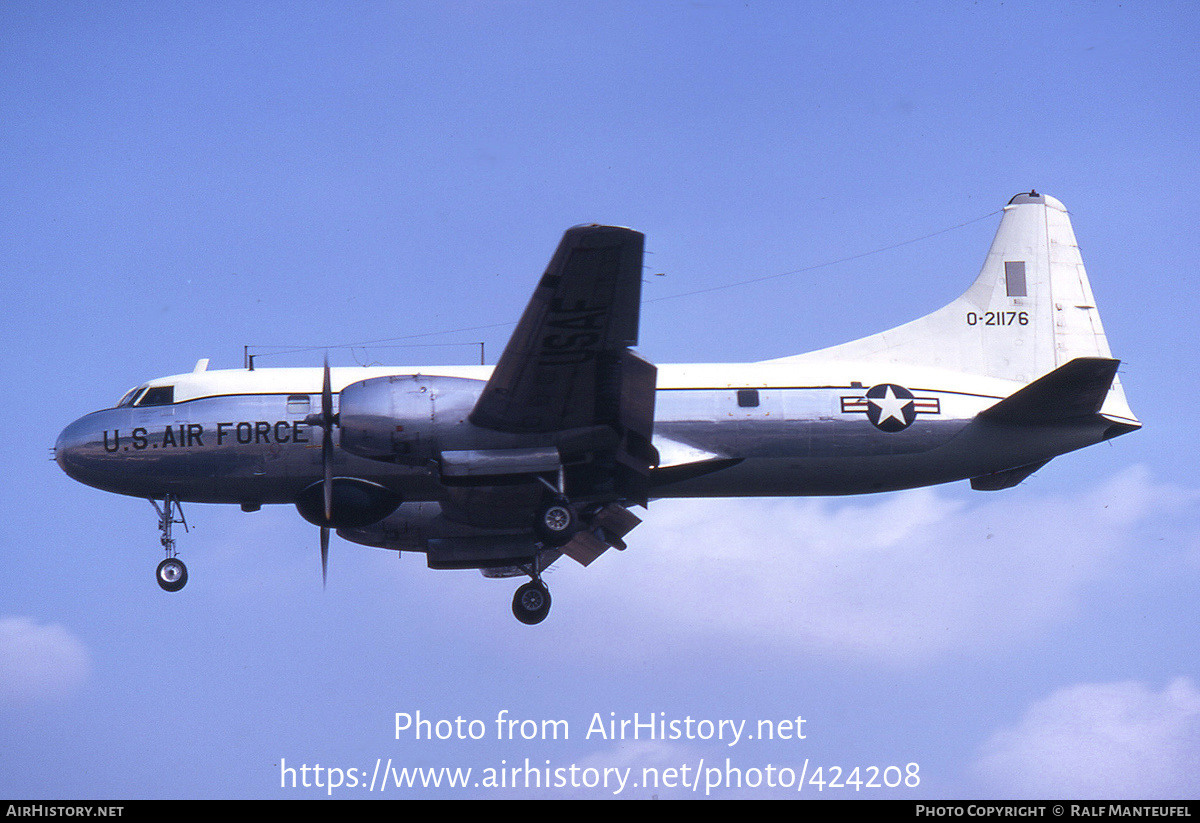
[840,384,939,432]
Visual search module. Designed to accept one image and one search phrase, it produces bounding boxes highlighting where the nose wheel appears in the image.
[156,557,188,592]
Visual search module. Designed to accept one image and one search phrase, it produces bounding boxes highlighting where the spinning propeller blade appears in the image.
[322,355,334,523]
[318,355,335,588]
[320,526,329,589]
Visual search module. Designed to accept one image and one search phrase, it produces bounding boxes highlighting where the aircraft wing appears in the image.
[468,224,657,509]
[470,225,648,435]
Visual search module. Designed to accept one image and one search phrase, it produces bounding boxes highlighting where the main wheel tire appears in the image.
[156,557,188,592]
[533,501,577,547]
[512,582,552,625]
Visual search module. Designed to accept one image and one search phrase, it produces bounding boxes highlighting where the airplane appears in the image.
[55,191,1140,624]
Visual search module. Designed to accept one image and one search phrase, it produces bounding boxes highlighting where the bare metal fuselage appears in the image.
[55,360,1120,506]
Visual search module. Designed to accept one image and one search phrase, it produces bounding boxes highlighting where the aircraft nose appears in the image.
[54,413,126,491]
[55,416,95,482]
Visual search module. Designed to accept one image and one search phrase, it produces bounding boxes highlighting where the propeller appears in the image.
[306,354,337,589]
[320,524,330,590]
[296,356,402,587]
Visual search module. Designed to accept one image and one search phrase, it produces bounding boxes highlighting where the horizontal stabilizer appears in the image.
[979,358,1120,425]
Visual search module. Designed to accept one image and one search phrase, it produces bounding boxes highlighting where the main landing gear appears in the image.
[533,497,578,547]
[512,470,644,625]
[151,495,188,592]
[531,467,582,547]
[504,474,581,625]
[512,580,552,625]
[510,534,558,625]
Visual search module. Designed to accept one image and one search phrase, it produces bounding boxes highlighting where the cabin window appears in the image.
[137,385,175,406]
[287,394,311,414]
[737,389,760,408]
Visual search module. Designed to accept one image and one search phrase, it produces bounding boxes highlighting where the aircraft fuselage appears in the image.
[55,359,1117,505]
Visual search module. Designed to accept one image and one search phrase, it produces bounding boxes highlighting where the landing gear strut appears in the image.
[151,495,188,592]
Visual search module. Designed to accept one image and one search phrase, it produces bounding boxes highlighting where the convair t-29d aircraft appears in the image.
[56,192,1139,624]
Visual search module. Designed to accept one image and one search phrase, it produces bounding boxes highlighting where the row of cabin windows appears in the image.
[115,388,314,411]
[115,387,764,411]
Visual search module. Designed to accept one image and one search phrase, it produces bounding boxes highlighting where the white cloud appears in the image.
[569,466,1193,663]
[973,678,1200,799]
[0,616,91,704]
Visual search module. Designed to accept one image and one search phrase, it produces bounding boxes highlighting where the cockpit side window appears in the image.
[137,385,175,406]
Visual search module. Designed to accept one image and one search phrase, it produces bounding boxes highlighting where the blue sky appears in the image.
[2,1,1198,799]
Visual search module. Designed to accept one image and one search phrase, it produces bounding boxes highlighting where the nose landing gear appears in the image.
[151,495,188,592]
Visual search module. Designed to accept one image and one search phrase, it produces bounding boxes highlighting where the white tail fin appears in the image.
[775,192,1136,421]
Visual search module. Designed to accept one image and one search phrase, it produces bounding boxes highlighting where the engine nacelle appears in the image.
[338,374,484,463]
[294,477,403,528]
[337,501,539,569]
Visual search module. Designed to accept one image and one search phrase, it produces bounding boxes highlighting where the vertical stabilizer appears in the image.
[773,193,1135,420]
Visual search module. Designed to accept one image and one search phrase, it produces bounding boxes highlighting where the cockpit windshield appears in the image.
[116,386,147,408]
[115,384,176,408]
